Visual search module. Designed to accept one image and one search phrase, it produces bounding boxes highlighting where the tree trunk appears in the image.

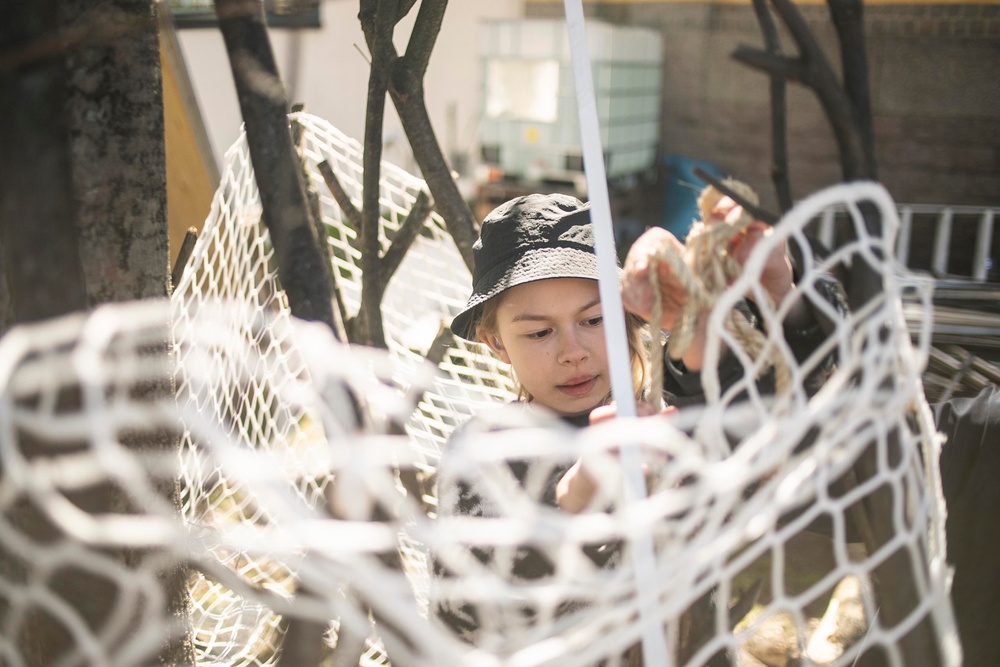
[0,0,87,327]
[0,1,195,664]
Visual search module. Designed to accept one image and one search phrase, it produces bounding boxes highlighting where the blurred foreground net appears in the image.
[0,114,959,666]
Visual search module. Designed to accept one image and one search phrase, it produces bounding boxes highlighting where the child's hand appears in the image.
[714,195,795,307]
[715,195,814,327]
[555,459,599,514]
[556,402,675,513]
[588,400,666,425]
[621,227,711,370]
[620,227,688,331]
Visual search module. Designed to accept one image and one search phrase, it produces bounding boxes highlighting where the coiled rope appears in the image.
[646,180,791,409]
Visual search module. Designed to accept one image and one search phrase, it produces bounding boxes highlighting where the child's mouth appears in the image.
[557,375,597,397]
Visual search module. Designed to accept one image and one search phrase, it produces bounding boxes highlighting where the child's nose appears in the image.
[558,332,588,364]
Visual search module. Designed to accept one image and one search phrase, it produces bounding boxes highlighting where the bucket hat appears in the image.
[450,193,601,341]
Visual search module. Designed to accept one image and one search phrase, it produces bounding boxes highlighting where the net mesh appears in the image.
[0,113,958,667]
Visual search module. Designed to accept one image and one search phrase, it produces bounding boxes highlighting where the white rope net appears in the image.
[0,113,959,667]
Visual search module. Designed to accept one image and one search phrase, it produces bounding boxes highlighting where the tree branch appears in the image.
[401,0,447,82]
[215,0,339,334]
[390,88,476,271]
[828,0,876,178]
[397,0,419,22]
[293,116,352,347]
[380,189,433,288]
[316,162,367,350]
[750,0,793,213]
[317,160,362,234]
[359,0,476,272]
[355,0,399,348]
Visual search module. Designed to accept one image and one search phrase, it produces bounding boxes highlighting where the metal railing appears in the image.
[815,203,998,283]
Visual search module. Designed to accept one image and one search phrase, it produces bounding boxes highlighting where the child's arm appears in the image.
[622,196,846,403]
[621,196,808,368]
[555,402,670,513]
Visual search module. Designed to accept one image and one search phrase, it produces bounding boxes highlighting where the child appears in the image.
[449,192,648,422]
[434,193,649,657]
[433,188,836,659]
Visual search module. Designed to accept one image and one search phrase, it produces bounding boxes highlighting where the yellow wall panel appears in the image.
[158,10,218,269]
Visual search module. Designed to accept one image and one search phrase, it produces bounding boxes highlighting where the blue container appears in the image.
[660,155,724,241]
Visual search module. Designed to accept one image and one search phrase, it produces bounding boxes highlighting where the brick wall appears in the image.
[526,2,1000,211]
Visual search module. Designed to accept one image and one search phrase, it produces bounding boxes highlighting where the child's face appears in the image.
[484,278,610,417]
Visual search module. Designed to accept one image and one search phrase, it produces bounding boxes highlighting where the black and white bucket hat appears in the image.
[450,193,602,341]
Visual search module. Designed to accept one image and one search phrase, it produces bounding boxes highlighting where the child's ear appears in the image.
[481,331,511,364]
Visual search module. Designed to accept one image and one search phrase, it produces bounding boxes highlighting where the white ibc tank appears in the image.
[478,18,662,189]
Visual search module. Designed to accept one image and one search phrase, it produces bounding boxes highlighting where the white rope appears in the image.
[563,2,668,664]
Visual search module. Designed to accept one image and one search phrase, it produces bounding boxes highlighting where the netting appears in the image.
[0,112,960,667]
[170,112,518,666]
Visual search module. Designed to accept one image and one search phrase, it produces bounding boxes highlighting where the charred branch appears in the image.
[733,0,871,183]
[170,227,199,290]
[318,160,362,234]
[693,167,778,225]
[750,0,793,213]
[215,0,340,337]
[381,190,433,289]
[359,0,477,273]
[731,47,807,83]
[828,0,876,179]
[736,0,882,316]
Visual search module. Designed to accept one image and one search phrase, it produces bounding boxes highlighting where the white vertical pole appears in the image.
[562,2,669,664]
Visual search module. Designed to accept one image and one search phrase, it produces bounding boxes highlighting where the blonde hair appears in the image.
[474,291,649,404]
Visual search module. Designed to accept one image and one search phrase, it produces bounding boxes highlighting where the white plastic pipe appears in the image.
[562,1,669,664]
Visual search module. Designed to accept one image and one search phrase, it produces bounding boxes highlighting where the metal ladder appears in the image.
[815,204,998,283]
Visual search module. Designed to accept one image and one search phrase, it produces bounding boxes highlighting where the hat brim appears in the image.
[450,247,603,341]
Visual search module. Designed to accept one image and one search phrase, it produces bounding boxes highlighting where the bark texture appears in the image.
[62,0,170,305]
[359,0,478,273]
[216,0,340,334]
[0,1,195,664]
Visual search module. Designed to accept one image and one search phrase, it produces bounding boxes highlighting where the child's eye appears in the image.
[525,329,551,340]
[584,316,603,327]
